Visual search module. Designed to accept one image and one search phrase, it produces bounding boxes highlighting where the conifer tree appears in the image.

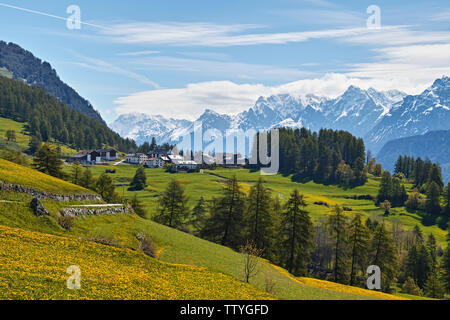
[71,161,83,185]
[95,173,117,203]
[154,179,189,228]
[130,193,146,218]
[130,166,147,190]
[280,189,314,276]
[246,178,275,253]
[190,196,208,231]
[201,176,246,249]
[348,213,370,286]
[370,223,397,292]
[328,205,350,284]
[33,144,64,178]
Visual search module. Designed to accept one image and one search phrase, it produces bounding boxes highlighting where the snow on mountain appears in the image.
[109,83,420,151]
[366,76,450,153]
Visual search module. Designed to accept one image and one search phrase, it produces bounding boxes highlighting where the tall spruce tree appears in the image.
[348,213,370,286]
[200,176,246,249]
[130,166,147,190]
[370,222,397,292]
[280,189,314,276]
[33,144,64,178]
[328,205,350,284]
[246,178,275,254]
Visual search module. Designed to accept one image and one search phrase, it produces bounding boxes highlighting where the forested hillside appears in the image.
[0,41,104,123]
[0,77,136,152]
[377,130,450,183]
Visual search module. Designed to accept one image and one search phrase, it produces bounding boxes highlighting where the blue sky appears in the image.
[0,0,449,122]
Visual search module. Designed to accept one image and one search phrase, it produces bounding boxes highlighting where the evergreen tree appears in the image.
[71,161,83,185]
[377,171,392,204]
[5,129,16,142]
[130,193,146,218]
[442,229,450,293]
[246,178,276,255]
[190,196,208,231]
[130,166,147,190]
[370,223,397,292]
[80,167,94,189]
[348,213,370,286]
[33,144,64,178]
[154,179,189,228]
[423,270,445,298]
[201,176,246,249]
[425,182,441,218]
[95,173,117,203]
[26,135,42,155]
[427,164,444,192]
[280,189,314,276]
[328,205,350,284]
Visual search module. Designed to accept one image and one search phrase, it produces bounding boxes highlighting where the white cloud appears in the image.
[100,21,378,47]
[129,56,315,81]
[113,73,432,121]
[72,53,160,88]
[117,50,160,56]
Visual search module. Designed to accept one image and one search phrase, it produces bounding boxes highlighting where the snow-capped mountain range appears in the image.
[111,76,450,153]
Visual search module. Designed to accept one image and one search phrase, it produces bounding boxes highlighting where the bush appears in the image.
[57,215,74,231]
[401,277,422,296]
[136,233,157,258]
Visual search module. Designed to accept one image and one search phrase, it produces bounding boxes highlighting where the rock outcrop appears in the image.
[31,197,49,216]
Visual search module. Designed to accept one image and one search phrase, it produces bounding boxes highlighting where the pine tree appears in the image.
[377,171,392,204]
[80,167,94,189]
[201,176,246,249]
[348,213,370,286]
[423,269,445,298]
[190,196,208,231]
[95,173,117,203]
[370,223,397,292]
[442,229,450,293]
[130,193,146,218]
[71,162,83,185]
[33,144,64,178]
[246,178,275,254]
[154,179,189,228]
[427,164,444,192]
[327,205,350,284]
[26,135,42,155]
[130,166,147,190]
[280,189,314,276]
[425,181,441,218]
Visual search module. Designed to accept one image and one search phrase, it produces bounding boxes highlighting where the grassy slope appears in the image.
[0,161,433,300]
[0,225,273,300]
[0,158,93,195]
[0,117,77,156]
[82,164,447,246]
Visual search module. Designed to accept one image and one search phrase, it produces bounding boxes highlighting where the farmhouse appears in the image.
[67,150,100,164]
[96,148,119,161]
[67,148,119,164]
[125,153,148,164]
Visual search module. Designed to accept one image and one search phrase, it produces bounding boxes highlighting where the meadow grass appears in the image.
[79,164,447,246]
[0,224,274,300]
[0,159,94,195]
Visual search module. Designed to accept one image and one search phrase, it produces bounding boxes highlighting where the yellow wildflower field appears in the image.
[0,225,273,300]
[0,159,92,195]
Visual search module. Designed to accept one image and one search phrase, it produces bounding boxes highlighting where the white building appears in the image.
[144,157,166,168]
[125,153,148,164]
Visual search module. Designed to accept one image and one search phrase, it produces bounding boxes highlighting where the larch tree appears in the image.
[154,179,189,228]
[280,189,314,276]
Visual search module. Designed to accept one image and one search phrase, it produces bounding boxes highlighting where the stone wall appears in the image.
[61,206,132,217]
[0,180,101,202]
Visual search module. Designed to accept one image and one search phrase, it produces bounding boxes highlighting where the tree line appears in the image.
[378,155,449,228]
[0,77,136,152]
[254,128,367,187]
